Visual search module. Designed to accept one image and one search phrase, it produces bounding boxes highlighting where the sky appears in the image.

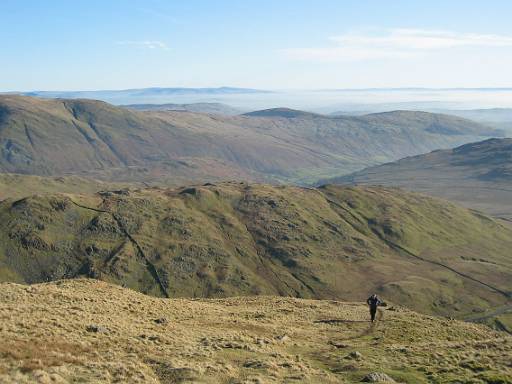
[2,0,512,91]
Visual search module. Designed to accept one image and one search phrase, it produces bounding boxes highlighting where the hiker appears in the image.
[367,293,381,322]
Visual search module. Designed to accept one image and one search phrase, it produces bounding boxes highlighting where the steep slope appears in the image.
[0,95,259,183]
[0,183,511,325]
[329,138,512,219]
[0,95,503,184]
[1,280,511,383]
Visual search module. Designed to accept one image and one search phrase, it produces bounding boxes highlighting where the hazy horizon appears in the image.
[3,0,512,91]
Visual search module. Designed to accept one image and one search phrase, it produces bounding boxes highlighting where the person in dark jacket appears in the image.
[367,294,381,322]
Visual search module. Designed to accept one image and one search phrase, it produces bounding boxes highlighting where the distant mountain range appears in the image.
[328,138,512,219]
[18,86,268,98]
[0,87,269,106]
[0,95,504,184]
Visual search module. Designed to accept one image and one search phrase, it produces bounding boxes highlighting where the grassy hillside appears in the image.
[0,182,510,328]
[0,173,133,200]
[328,138,512,220]
[0,279,510,383]
[0,95,503,184]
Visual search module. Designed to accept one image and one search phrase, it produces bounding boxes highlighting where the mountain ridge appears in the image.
[0,95,503,184]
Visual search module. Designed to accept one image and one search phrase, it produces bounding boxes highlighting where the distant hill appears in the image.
[0,95,504,184]
[433,108,512,135]
[243,107,323,118]
[332,107,512,135]
[442,108,512,123]
[124,102,242,115]
[1,182,511,326]
[328,138,512,219]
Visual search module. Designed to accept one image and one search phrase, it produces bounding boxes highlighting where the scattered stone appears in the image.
[85,324,109,333]
[347,351,362,360]
[98,189,130,197]
[329,340,349,349]
[361,372,396,382]
[243,360,271,369]
[154,317,168,325]
[276,334,290,343]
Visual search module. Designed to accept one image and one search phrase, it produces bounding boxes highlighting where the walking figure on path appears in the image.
[367,294,381,322]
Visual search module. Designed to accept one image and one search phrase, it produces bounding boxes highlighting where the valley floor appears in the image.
[0,279,511,383]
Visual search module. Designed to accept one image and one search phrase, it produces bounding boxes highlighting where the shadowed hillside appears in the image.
[0,182,511,328]
[0,279,510,383]
[328,138,512,220]
[0,95,503,184]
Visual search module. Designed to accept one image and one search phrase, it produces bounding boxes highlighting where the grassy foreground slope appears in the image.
[0,183,511,325]
[0,279,510,383]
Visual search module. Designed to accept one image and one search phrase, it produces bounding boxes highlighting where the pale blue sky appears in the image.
[2,0,512,91]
